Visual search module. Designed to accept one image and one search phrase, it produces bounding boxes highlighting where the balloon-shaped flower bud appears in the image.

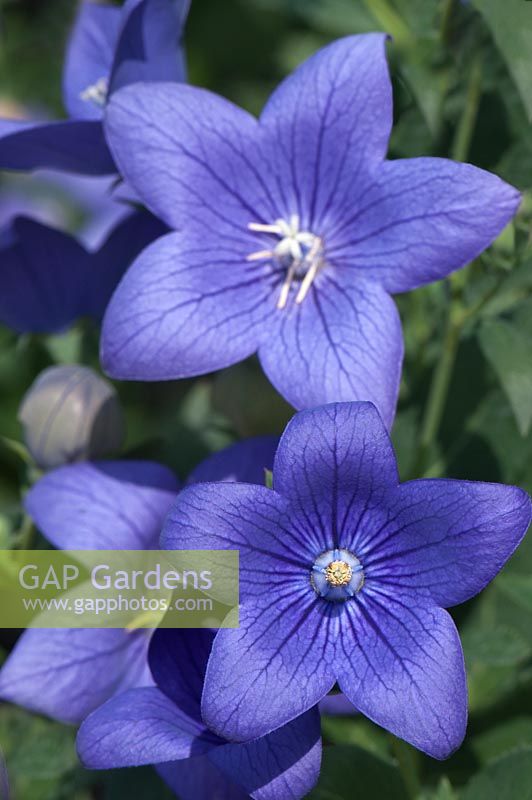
[18,365,125,469]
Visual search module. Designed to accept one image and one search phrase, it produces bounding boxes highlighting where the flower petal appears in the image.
[109,0,189,94]
[0,119,115,174]
[202,600,335,742]
[87,210,168,320]
[104,82,276,230]
[77,687,217,768]
[0,628,150,724]
[328,158,521,293]
[101,231,275,380]
[187,437,279,486]
[25,460,178,550]
[157,757,248,800]
[0,211,158,334]
[272,403,398,547]
[365,479,532,607]
[258,279,403,424]
[259,34,392,229]
[337,599,467,759]
[62,1,122,120]
[0,217,89,333]
[162,481,315,580]
[210,707,321,800]
[148,629,214,722]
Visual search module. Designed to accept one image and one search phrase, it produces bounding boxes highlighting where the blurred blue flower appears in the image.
[0,0,189,175]
[0,171,132,250]
[162,402,531,758]
[0,210,166,333]
[0,438,277,725]
[101,34,519,425]
[77,628,321,800]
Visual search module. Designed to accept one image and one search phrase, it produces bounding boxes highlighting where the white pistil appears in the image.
[80,77,108,107]
[247,214,323,310]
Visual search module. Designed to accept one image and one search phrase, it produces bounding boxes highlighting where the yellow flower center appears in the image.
[324,560,353,587]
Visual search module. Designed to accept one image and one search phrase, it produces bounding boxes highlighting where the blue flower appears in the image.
[77,628,322,800]
[0,0,189,175]
[0,211,166,333]
[0,438,277,724]
[161,402,531,758]
[101,34,519,425]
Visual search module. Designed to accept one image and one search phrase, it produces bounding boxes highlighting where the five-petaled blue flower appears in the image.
[0,0,189,175]
[77,628,321,800]
[161,402,531,759]
[101,34,519,425]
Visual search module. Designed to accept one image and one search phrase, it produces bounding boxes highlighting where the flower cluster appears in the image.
[0,2,530,799]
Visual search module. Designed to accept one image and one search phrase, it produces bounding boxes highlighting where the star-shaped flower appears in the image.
[161,402,531,758]
[0,0,189,175]
[77,628,321,800]
[101,34,519,425]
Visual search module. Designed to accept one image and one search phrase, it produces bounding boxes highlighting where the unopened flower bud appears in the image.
[18,365,125,469]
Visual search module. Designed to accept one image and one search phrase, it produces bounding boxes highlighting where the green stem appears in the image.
[391,735,421,799]
[440,0,456,46]
[413,54,484,475]
[419,272,511,476]
[13,513,35,550]
[451,53,483,163]
[416,293,463,476]
[362,0,412,45]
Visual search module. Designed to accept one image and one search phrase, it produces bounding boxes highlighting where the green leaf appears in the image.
[472,0,532,122]
[44,328,84,365]
[419,777,457,800]
[0,436,33,466]
[497,573,532,613]
[478,319,532,436]
[461,747,532,799]
[321,716,391,759]
[0,705,81,800]
[459,604,526,713]
[461,389,532,493]
[472,718,532,764]
[461,626,531,668]
[308,745,408,800]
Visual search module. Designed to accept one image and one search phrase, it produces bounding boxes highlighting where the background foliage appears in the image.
[1,0,532,798]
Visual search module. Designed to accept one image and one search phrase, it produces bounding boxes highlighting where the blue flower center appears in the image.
[247,215,324,309]
[311,548,364,602]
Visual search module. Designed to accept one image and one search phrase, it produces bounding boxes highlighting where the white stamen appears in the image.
[277,259,301,310]
[295,238,322,304]
[80,77,108,107]
[248,222,283,234]
[246,250,274,262]
[247,215,324,309]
